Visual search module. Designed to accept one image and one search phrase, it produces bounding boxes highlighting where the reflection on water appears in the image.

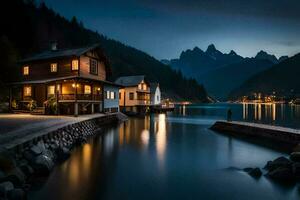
[177,103,300,129]
[30,105,300,200]
[155,114,167,165]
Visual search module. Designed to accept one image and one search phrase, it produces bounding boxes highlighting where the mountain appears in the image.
[163,45,289,100]
[255,50,279,64]
[229,53,300,99]
[0,0,208,102]
[165,44,244,78]
[201,58,274,100]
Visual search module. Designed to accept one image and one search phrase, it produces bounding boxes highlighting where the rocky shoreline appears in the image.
[242,152,300,192]
[0,113,127,200]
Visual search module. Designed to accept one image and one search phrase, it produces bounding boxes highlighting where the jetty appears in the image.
[210,121,300,149]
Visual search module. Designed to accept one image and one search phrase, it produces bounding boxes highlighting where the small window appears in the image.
[23,66,29,75]
[84,85,91,94]
[110,91,115,99]
[48,85,55,95]
[90,59,98,75]
[24,86,32,96]
[129,92,134,100]
[50,63,57,72]
[138,84,142,90]
[143,84,147,90]
[106,91,110,99]
[72,59,79,70]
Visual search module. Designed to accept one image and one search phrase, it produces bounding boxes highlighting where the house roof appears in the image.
[114,75,147,87]
[20,43,101,63]
[150,82,159,93]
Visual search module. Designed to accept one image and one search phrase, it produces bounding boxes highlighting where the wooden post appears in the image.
[91,103,94,114]
[74,79,78,117]
[55,82,59,115]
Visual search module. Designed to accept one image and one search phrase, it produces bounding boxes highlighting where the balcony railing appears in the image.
[58,94,102,101]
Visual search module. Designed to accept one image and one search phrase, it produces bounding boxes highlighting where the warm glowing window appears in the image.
[50,63,57,72]
[142,84,147,90]
[138,84,142,90]
[110,91,115,99]
[24,86,32,96]
[23,66,29,75]
[106,91,110,99]
[47,85,55,95]
[84,85,91,94]
[72,59,79,70]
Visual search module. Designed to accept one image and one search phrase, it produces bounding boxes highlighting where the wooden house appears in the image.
[115,75,150,114]
[9,43,120,115]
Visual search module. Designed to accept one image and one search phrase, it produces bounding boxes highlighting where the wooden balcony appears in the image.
[58,94,102,101]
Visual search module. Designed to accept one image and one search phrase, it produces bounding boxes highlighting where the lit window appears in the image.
[90,59,98,75]
[50,63,57,72]
[138,84,142,90]
[72,59,79,70]
[48,85,55,95]
[23,66,29,75]
[84,85,91,94]
[106,91,110,99]
[24,86,32,96]
[143,84,147,90]
[110,91,115,99]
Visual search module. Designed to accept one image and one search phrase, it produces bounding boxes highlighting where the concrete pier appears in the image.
[210,121,300,147]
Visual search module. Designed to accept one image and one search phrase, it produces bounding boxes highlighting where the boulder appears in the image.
[264,156,292,171]
[19,164,34,177]
[29,145,43,156]
[248,168,262,178]
[290,152,300,162]
[32,155,54,175]
[7,188,26,200]
[267,167,295,182]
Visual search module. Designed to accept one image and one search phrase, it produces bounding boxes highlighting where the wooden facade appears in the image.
[116,76,151,114]
[10,44,115,116]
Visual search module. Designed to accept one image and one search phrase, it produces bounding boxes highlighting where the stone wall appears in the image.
[0,112,127,200]
[211,121,300,146]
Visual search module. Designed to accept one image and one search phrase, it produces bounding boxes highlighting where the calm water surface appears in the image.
[30,103,300,200]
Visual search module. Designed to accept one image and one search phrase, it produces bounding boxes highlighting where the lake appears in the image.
[30,103,300,200]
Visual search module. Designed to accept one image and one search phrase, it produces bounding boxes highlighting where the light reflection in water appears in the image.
[155,114,167,166]
[117,115,151,149]
[141,129,150,146]
[243,103,277,122]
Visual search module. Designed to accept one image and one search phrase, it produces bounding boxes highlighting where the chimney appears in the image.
[50,41,58,51]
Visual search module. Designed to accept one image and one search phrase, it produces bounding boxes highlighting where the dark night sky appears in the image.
[43,0,300,59]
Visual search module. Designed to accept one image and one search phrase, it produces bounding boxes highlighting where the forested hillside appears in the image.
[0,0,208,102]
[229,53,300,99]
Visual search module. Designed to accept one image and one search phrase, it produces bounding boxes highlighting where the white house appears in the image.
[150,83,161,105]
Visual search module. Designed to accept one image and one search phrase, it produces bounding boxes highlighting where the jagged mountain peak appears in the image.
[206,44,217,52]
[255,50,278,64]
[279,56,289,62]
[229,50,237,56]
[192,46,204,53]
